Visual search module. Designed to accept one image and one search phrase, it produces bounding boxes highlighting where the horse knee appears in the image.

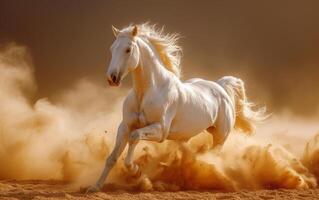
[129,130,140,143]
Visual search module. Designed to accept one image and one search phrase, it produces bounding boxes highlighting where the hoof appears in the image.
[128,164,142,179]
[86,185,100,194]
[131,166,142,179]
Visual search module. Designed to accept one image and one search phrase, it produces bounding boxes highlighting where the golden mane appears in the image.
[120,23,182,77]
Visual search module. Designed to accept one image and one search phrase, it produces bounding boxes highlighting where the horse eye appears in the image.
[125,48,131,53]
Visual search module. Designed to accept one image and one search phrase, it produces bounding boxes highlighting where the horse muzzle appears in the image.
[107,73,121,86]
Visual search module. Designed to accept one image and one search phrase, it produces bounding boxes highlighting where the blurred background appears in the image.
[0,0,318,116]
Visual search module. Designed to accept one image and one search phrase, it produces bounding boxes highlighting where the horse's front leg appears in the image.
[87,122,129,193]
[124,123,164,176]
[125,104,176,177]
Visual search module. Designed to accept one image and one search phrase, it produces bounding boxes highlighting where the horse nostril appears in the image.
[111,74,117,83]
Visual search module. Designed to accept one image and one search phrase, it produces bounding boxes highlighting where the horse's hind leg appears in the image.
[206,126,228,149]
[207,103,235,149]
[206,126,225,148]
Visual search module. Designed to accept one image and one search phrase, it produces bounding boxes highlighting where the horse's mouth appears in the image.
[107,79,121,87]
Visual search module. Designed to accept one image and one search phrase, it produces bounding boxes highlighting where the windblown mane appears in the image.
[121,23,182,78]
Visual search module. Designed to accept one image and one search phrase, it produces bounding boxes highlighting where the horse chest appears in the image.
[139,97,164,123]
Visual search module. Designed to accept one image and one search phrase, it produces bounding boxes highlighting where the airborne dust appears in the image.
[0,44,319,191]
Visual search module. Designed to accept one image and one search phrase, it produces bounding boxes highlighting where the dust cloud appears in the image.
[0,44,318,191]
[0,44,124,185]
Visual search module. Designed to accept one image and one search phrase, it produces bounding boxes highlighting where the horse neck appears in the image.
[132,38,170,101]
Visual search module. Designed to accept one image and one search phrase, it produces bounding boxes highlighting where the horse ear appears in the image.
[132,26,138,37]
[112,25,119,37]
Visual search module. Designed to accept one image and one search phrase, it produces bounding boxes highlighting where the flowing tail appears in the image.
[217,76,267,134]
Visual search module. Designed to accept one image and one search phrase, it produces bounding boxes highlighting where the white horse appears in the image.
[88,23,266,192]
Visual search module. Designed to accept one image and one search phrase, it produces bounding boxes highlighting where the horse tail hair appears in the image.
[217,76,268,134]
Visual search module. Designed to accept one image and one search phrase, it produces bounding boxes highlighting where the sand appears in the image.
[0,180,319,200]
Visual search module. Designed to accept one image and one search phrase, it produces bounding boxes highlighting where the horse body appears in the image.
[167,80,228,140]
[87,24,266,192]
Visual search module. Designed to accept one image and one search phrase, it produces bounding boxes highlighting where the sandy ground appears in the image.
[0,180,319,200]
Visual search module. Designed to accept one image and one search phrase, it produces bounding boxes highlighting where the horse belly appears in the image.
[168,105,217,141]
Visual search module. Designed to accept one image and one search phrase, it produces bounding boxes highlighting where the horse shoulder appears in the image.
[122,90,139,126]
[140,81,178,123]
